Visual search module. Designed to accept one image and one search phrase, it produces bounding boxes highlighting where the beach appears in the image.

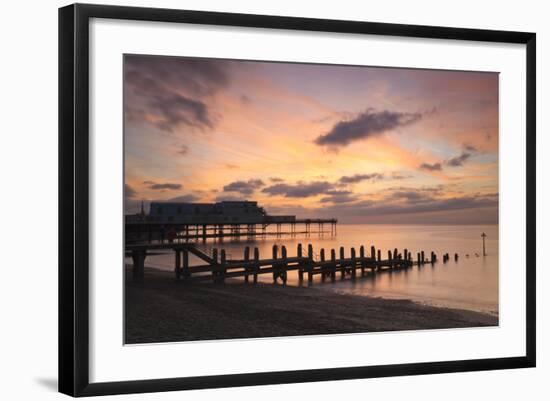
[125,266,498,344]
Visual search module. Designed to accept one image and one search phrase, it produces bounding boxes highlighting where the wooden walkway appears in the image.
[127,243,457,283]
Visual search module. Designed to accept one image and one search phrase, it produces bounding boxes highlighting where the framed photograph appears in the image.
[59,3,536,397]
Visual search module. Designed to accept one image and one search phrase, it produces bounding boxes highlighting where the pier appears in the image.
[125,200,337,243]
[126,218,338,243]
[127,242,449,283]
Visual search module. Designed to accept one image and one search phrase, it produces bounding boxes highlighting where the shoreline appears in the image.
[125,266,498,344]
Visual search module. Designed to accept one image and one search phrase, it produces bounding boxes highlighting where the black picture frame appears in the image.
[59,3,536,397]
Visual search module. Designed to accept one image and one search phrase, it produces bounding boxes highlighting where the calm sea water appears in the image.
[128,224,499,315]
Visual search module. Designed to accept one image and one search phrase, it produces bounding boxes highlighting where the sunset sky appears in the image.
[124,55,499,224]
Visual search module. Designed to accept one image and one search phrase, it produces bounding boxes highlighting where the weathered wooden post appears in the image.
[253,247,259,283]
[331,248,337,281]
[212,248,218,265]
[388,250,392,268]
[481,232,487,256]
[244,246,250,283]
[132,249,146,280]
[339,246,345,279]
[320,248,326,281]
[351,247,357,278]
[281,245,288,284]
[421,251,425,265]
[297,243,304,281]
[182,249,189,279]
[454,253,459,262]
[404,249,408,267]
[307,244,314,282]
[175,249,181,279]
[360,245,366,275]
[371,245,376,260]
[377,249,381,262]
[219,249,227,284]
[417,252,421,266]
[272,244,279,283]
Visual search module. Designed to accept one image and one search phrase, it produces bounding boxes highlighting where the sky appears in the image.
[124,54,499,224]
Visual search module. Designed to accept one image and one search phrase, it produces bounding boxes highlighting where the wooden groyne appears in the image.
[127,243,458,283]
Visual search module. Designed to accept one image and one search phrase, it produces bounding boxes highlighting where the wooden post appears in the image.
[404,249,408,267]
[253,247,259,283]
[272,245,279,283]
[351,247,356,278]
[182,249,189,279]
[210,248,218,282]
[281,245,288,284]
[417,252,421,266]
[219,249,226,284]
[320,248,326,281]
[377,249,381,262]
[297,243,304,282]
[331,248,337,281]
[454,253,459,262]
[371,245,376,260]
[388,250,392,268]
[360,245,365,275]
[421,251,425,264]
[244,246,250,283]
[339,246,345,279]
[308,244,313,282]
[132,250,146,280]
[481,232,487,256]
[175,249,181,279]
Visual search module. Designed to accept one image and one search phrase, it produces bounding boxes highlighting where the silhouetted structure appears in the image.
[125,201,337,243]
[127,242,440,282]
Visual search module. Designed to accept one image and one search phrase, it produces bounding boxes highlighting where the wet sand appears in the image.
[125,266,498,344]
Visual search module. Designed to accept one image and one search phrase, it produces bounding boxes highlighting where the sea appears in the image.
[126,224,499,315]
